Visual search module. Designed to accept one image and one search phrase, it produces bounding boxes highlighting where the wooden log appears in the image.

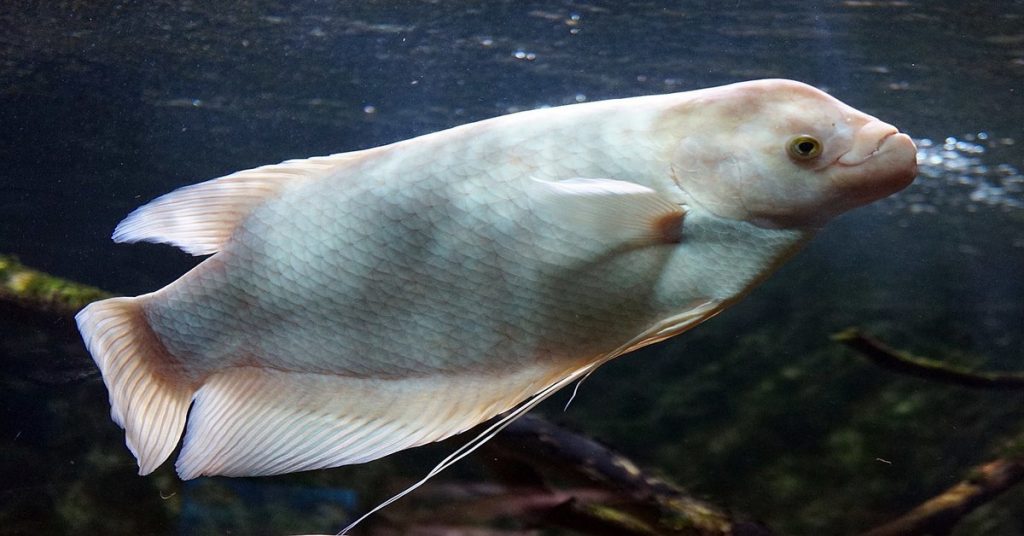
[861,457,1024,536]
[833,328,1024,390]
[483,414,771,536]
[0,255,110,316]
[835,328,1024,535]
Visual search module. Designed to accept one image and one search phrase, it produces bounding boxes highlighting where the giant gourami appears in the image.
[76,79,917,496]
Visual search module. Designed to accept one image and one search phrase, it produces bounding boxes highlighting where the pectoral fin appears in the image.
[530,178,686,247]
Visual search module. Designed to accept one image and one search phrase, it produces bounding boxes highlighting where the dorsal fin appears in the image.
[112,151,371,255]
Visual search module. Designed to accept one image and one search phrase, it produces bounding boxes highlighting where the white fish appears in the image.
[76,79,916,503]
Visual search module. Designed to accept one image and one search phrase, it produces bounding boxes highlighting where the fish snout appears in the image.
[882,132,919,189]
[838,120,900,166]
[828,121,917,207]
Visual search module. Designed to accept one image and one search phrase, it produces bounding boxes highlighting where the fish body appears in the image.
[76,80,917,481]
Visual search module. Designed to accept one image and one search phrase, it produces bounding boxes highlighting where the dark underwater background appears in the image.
[1,1,1023,534]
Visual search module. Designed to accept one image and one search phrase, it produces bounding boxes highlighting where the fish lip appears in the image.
[836,129,900,166]
[832,131,918,198]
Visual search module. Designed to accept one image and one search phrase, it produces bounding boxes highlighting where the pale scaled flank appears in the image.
[77,80,917,485]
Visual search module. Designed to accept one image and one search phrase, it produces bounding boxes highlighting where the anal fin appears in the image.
[174,362,580,479]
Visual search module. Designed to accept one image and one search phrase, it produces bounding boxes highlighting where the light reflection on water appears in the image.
[896,133,1024,214]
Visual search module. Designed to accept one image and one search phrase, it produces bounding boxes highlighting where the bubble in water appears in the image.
[889,132,1024,215]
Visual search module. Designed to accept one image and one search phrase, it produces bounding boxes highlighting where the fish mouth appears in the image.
[832,128,918,200]
[837,121,901,166]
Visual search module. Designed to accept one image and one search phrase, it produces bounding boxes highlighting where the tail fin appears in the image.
[75,297,195,475]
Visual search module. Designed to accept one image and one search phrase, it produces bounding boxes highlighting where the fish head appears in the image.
[669,79,918,228]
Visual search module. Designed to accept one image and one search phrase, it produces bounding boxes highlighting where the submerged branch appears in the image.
[861,456,1024,536]
[832,328,1024,390]
[838,328,1024,534]
[481,414,771,536]
[0,255,110,316]
[360,415,771,535]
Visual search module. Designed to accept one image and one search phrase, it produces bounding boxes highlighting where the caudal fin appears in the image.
[76,297,195,475]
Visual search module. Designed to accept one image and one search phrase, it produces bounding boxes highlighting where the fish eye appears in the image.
[787,135,823,160]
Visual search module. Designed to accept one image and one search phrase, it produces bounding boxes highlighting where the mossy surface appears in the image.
[0,255,111,315]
